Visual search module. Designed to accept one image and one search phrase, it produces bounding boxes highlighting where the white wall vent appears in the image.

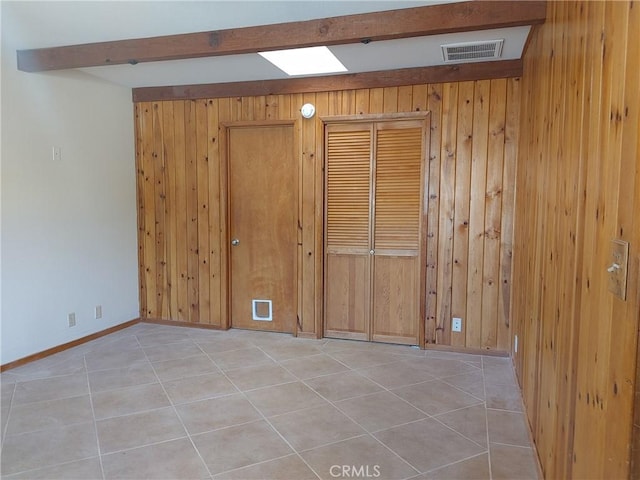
[441,39,504,63]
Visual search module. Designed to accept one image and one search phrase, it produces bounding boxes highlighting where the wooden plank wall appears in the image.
[512,1,640,478]
[135,78,520,351]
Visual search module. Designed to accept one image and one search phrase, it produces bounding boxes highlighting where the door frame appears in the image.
[320,112,431,348]
[220,120,301,334]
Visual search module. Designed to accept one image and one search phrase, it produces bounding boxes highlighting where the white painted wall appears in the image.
[1,3,139,364]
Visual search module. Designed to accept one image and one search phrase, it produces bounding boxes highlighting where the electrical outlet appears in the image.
[68,312,76,327]
[95,305,102,319]
[452,317,462,332]
[52,146,61,161]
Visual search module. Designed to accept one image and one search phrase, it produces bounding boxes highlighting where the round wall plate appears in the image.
[301,103,316,119]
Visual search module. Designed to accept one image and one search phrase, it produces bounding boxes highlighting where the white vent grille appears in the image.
[441,40,504,62]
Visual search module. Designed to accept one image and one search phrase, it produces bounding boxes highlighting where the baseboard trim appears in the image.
[296,331,321,340]
[0,319,141,372]
[141,318,227,330]
[424,343,510,357]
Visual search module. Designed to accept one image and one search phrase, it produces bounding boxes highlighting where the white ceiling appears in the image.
[3,1,530,89]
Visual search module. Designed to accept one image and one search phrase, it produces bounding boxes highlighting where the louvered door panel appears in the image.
[372,124,424,344]
[326,128,372,251]
[325,125,372,339]
[373,127,423,252]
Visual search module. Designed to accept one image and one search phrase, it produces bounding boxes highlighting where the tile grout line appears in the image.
[292,374,423,477]
[201,343,324,480]
[489,440,536,449]
[486,405,526,414]
[428,410,488,450]
[7,389,96,410]
[84,356,107,480]
[421,451,489,476]
[209,451,317,479]
[0,382,16,450]
[482,355,494,480]
[95,436,196,457]
[1,455,102,478]
[136,335,216,480]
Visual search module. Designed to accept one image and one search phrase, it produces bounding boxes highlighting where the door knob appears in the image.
[231,239,240,246]
[370,249,375,255]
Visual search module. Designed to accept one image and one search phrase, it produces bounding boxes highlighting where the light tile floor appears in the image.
[0,323,540,479]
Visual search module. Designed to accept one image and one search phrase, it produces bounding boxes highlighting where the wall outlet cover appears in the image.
[452,317,462,332]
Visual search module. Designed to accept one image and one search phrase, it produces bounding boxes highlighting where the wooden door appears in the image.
[227,123,297,333]
[371,124,424,344]
[324,124,373,341]
[324,119,426,345]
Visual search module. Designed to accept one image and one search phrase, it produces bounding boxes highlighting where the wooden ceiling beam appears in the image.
[17,1,546,72]
[131,59,523,102]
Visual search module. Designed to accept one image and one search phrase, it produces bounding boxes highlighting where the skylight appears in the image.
[258,46,347,76]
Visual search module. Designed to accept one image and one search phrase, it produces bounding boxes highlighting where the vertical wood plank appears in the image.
[328,91,342,116]
[196,100,210,324]
[217,97,232,328]
[498,77,520,351]
[369,88,384,113]
[481,78,507,350]
[573,1,607,475]
[301,92,316,334]
[436,82,458,345]
[411,84,427,113]
[383,86,399,113]
[451,81,474,347]
[231,96,242,121]
[537,4,565,466]
[265,94,278,120]
[185,100,200,322]
[241,96,254,120]
[173,101,189,322]
[134,103,148,318]
[585,2,628,476]
[277,94,291,119]
[206,99,221,328]
[314,91,329,337]
[397,85,413,112]
[162,101,178,320]
[341,89,356,115]
[152,102,168,319]
[254,95,267,121]
[424,84,442,344]
[355,89,370,115]
[557,4,589,476]
[466,80,489,348]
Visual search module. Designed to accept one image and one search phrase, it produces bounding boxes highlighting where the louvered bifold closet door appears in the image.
[371,122,424,344]
[324,123,373,340]
[324,118,426,345]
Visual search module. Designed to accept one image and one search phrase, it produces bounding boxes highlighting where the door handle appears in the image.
[370,250,375,255]
[231,239,240,246]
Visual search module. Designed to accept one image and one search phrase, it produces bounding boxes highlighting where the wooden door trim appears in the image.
[321,111,431,124]
[220,120,300,334]
[418,114,431,349]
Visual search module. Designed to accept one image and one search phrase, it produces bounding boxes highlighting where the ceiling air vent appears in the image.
[441,39,504,63]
